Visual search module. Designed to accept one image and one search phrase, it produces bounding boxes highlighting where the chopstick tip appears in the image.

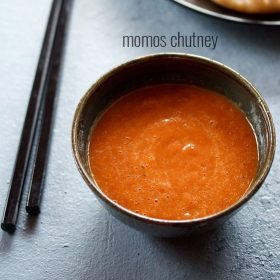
[26,205,41,216]
[1,222,16,233]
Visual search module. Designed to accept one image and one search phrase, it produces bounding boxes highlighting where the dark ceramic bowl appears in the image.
[72,53,275,238]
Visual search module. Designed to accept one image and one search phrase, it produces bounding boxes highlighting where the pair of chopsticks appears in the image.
[1,0,72,233]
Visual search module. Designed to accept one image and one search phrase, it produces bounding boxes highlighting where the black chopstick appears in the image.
[26,0,72,215]
[1,0,64,233]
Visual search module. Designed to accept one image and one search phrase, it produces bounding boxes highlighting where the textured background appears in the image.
[0,0,279,279]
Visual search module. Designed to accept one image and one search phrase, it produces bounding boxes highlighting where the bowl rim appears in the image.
[71,53,276,227]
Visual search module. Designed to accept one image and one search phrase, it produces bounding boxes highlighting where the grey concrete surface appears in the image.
[0,0,279,279]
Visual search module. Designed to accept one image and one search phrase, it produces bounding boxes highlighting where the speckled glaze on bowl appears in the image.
[72,53,275,238]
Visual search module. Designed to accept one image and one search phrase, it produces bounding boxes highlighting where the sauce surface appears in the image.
[89,84,258,220]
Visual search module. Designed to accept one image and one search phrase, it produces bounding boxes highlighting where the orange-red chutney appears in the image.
[89,84,258,220]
